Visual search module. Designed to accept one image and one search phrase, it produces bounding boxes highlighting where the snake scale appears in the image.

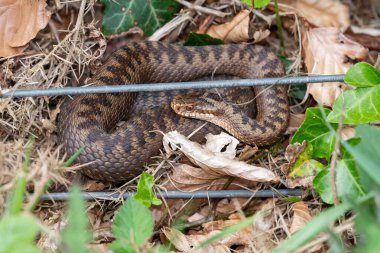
[57,41,289,182]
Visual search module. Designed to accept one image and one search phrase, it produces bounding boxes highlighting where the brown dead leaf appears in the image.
[163,131,278,182]
[279,0,350,31]
[0,0,51,57]
[162,163,258,192]
[303,27,368,106]
[290,201,312,234]
[163,201,276,252]
[206,10,270,43]
[238,145,258,161]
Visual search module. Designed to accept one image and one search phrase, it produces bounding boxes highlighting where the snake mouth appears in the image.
[171,94,220,120]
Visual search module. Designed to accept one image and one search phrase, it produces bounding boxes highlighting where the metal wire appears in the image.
[1,74,344,98]
[40,189,304,201]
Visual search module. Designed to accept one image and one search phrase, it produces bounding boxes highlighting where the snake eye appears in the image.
[185,105,193,111]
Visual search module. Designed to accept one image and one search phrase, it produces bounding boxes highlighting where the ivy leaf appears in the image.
[327,86,380,124]
[288,142,324,178]
[242,0,271,8]
[344,62,380,88]
[110,198,154,252]
[343,125,380,187]
[184,33,224,46]
[0,214,42,253]
[313,158,364,204]
[291,108,337,159]
[61,186,92,253]
[134,172,162,208]
[102,0,181,36]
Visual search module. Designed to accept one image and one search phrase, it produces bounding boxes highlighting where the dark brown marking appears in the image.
[181,47,193,64]
[211,46,222,61]
[194,47,208,62]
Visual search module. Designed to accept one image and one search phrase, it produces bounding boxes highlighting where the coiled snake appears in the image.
[57,42,289,182]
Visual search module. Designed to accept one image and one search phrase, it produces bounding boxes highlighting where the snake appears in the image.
[57,41,289,182]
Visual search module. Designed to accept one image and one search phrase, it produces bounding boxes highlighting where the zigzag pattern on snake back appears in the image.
[57,41,289,182]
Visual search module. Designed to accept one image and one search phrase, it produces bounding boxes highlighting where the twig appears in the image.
[176,0,230,17]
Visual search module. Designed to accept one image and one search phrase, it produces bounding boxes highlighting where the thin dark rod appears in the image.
[40,189,304,201]
[2,75,344,98]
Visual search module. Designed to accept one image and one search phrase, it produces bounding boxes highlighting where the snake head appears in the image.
[171,94,223,121]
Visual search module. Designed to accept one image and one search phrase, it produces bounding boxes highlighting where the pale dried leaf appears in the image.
[279,0,350,31]
[303,28,368,106]
[163,131,278,182]
[0,0,51,57]
[206,10,270,43]
[289,201,312,234]
[203,132,239,159]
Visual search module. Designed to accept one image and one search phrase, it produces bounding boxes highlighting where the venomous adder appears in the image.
[57,41,289,182]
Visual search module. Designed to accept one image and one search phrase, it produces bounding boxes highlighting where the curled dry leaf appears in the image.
[289,201,312,234]
[163,131,278,182]
[0,0,51,57]
[163,163,258,193]
[303,28,368,106]
[206,10,270,43]
[279,0,350,31]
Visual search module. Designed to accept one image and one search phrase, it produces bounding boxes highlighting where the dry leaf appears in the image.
[279,0,350,31]
[163,131,278,182]
[290,201,312,234]
[163,202,276,252]
[0,0,51,57]
[206,10,270,43]
[283,141,317,188]
[238,145,258,161]
[303,27,368,106]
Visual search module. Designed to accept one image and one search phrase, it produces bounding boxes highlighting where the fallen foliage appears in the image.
[279,0,350,31]
[302,27,368,106]
[0,0,51,57]
[206,10,270,43]
[163,131,278,183]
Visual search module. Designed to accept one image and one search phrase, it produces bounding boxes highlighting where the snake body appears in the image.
[57,42,289,182]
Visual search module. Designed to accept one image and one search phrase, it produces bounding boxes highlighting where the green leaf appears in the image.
[0,214,42,253]
[327,86,380,124]
[342,125,380,187]
[291,108,337,159]
[61,186,92,253]
[110,198,154,252]
[313,159,364,204]
[101,0,181,36]
[344,62,380,88]
[184,33,224,46]
[288,142,324,178]
[242,0,271,8]
[134,172,162,208]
